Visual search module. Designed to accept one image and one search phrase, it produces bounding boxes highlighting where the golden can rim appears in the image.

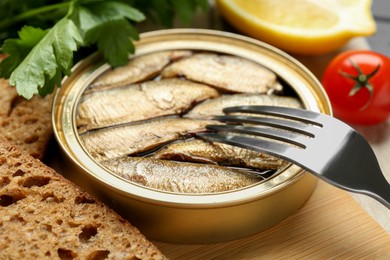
[52,28,331,209]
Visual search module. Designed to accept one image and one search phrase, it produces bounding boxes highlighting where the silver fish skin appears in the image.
[152,139,286,170]
[186,94,302,119]
[88,50,192,92]
[161,53,282,94]
[80,118,218,162]
[101,157,263,193]
[77,78,219,131]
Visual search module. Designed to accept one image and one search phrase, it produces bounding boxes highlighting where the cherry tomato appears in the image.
[322,50,390,125]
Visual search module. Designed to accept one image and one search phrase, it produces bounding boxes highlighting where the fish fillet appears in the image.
[101,157,263,193]
[88,50,192,92]
[152,139,286,170]
[161,53,281,93]
[77,78,219,131]
[80,118,218,161]
[186,94,302,119]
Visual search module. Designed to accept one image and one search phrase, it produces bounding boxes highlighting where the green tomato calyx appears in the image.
[339,59,380,110]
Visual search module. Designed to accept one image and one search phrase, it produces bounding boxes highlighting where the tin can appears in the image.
[52,29,332,244]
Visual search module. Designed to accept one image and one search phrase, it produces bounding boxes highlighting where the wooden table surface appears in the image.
[155,181,390,259]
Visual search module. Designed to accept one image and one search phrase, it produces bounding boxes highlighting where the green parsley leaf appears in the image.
[171,0,200,25]
[86,18,139,67]
[0,0,209,99]
[78,1,145,67]
[7,18,82,99]
[0,26,48,78]
[132,0,209,27]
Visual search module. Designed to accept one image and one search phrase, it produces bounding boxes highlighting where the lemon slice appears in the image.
[215,0,376,55]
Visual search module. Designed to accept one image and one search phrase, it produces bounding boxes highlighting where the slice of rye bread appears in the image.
[0,137,166,260]
[0,77,53,160]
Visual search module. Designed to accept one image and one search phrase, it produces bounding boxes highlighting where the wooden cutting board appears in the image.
[155,181,390,259]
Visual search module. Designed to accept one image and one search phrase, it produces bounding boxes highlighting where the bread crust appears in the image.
[0,137,166,259]
[0,74,53,160]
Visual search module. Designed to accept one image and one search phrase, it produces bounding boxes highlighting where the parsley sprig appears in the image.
[0,0,208,99]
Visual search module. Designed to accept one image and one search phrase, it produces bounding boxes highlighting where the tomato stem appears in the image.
[338,59,380,110]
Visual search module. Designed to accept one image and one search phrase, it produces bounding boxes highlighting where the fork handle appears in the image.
[368,177,390,210]
[355,167,390,210]
[320,134,390,210]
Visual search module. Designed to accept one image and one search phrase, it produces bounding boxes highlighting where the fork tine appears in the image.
[214,115,318,137]
[206,124,308,148]
[223,105,326,126]
[197,133,301,164]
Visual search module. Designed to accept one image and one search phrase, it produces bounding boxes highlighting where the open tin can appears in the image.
[52,29,331,244]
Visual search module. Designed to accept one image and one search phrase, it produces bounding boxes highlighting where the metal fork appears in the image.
[198,105,390,209]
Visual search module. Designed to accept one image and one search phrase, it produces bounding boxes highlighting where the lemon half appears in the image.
[216,0,376,55]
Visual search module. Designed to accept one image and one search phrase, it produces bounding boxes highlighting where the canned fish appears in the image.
[52,29,331,243]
